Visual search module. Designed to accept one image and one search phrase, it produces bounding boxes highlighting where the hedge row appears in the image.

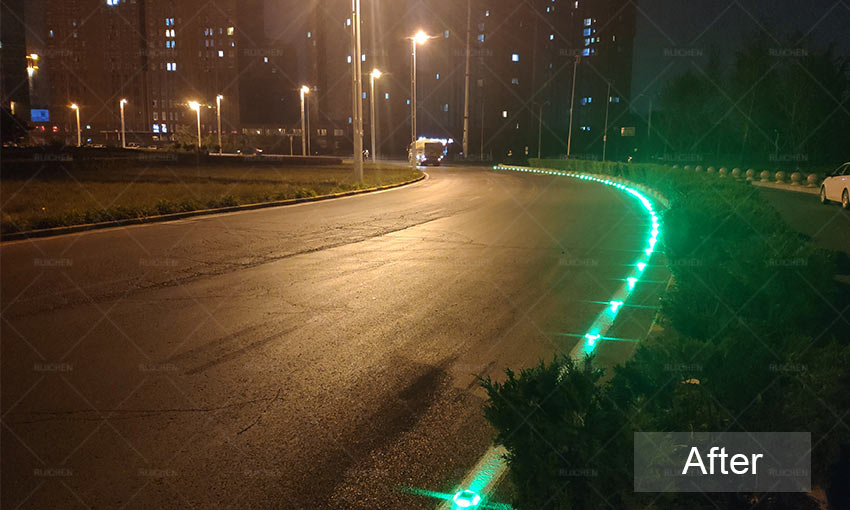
[481,159,849,509]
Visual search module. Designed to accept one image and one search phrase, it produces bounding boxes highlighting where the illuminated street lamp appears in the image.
[409,30,433,145]
[216,94,224,155]
[69,103,81,147]
[188,101,201,150]
[369,68,382,163]
[300,85,310,156]
[119,98,128,148]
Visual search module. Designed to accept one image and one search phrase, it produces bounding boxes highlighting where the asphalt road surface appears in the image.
[1,165,665,509]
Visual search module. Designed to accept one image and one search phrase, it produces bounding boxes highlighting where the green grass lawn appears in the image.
[0,162,421,234]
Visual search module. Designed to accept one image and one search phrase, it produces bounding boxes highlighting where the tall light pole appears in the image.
[188,101,201,150]
[409,30,431,146]
[567,55,580,157]
[300,85,309,156]
[119,99,127,148]
[70,103,81,147]
[602,80,612,162]
[536,101,549,159]
[351,0,364,181]
[216,94,223,155]
[369,69,382,163]
[461,0,472,159]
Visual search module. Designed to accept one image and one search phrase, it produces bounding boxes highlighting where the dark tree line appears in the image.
[648,34,850,167]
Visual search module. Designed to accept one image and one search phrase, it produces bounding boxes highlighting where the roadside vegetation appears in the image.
[0,156,420,234]
[482,161,850,509]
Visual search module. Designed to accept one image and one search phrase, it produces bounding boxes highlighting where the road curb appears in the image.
[751,181,819,195]
[1,172,426,243]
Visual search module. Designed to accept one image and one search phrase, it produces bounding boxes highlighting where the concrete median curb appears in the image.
[1,172,426,243]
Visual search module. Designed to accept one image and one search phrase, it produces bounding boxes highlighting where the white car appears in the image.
[821,162,849,209]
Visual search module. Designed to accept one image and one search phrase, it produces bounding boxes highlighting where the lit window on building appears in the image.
[436,73,440,80]
[348,117,352,123]
[477,34,485,43]
[384,93,389,99]
[346,18,351,26]
[511,78,519,85]
[106,0,120,5]
[218,50,224,58]
[362,92,366,99]
[161,124,168,133]
[549,34,554,40]
[152,124,160,133]
[264,57,269,63]
[347,55,352,63]
[511,53,519,62]
[609,96,620,103]
[407,99,410,105]
[580,125,590,131]
[444,30,450,38]
[443,104,449,112]
[584,28,591,36]
[227,27,234,35]
[582,48,590,56]
[581,96,592,105]
[584,18,592,26]
[361,54,366,62]
[307,31,311,38]
[502,110,508,118]
[485,10,490,16]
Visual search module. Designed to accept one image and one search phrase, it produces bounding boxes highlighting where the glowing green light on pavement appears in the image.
[609,300,624,313]
[585,332,601,348]
[627,277,638,290]
[637,262,647,272]
[452,490,482,508]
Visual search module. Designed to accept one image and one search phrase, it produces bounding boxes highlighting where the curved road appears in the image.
[1,166,664,509]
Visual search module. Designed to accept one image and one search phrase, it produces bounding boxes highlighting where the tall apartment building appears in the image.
[1,0,31,119]
[41,0,296,145]
[301,0,634,158]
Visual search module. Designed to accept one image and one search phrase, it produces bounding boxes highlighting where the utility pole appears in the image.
[300,86,309,156]
[370,69,382,163]
[602,80,612,162]
[567,56,579,157]
[480,95,485,159]
[119,99,127,149]
[216,95,223,155]
[461,0,472,159]
[351,0,364,181]
[537,102,548,159]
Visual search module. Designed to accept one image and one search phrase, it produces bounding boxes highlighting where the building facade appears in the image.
[301,0,635,159]
[39,0,297,146]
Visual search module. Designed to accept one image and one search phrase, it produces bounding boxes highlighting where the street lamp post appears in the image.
[410,30,431,146]
[602,80,612,162]
[536,101,549,159]
[119,99,127,149]
[369,69,382,163]
[70,103,81,147]
[462,0,472,159]
[216,94,223,155]
[300,86,309,156]
[567,55,580,157]
[350,0,364,181]
[188,101,201,150]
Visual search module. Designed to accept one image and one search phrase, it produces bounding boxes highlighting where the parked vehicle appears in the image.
[821,162,850,209]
